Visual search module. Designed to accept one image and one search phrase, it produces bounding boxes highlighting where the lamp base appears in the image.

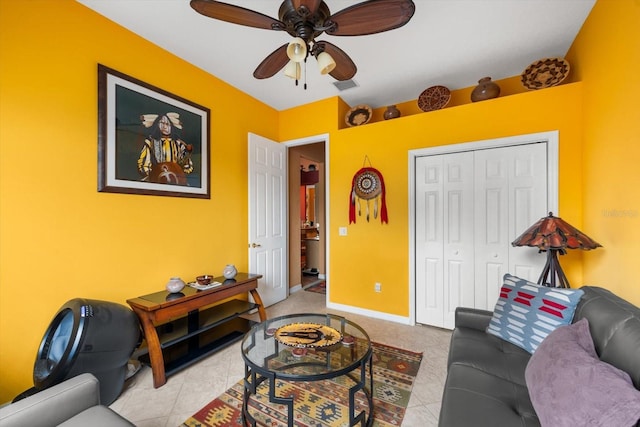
[537,249,570,288]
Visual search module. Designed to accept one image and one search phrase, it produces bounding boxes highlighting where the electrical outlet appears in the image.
[339,227,348,236]
[374,282,381,292]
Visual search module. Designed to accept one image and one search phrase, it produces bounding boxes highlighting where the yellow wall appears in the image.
[1,0,638,403]
[283,85,584,317]
[565,0,640,304]
[0,0,278,401]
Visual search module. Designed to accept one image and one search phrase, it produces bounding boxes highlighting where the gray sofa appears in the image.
[0,373,133,427]
[438,286,640,426]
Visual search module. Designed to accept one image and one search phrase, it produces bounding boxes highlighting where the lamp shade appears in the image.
[512,212,602,251]
[286,37,307,63]
[316,51,336,75]
[283,61,301,79]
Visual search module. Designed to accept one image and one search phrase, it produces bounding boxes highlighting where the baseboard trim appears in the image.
[326,302,412,325]
[290,284,302,293]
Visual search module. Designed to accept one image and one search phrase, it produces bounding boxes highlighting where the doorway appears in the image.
[288,141,326,292]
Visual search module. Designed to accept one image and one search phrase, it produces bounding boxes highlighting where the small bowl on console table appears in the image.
[196,275,213,286]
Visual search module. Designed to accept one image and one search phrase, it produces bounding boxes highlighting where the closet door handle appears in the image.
[251,243,262,248]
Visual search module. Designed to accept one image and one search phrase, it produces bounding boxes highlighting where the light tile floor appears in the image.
[110,289,451,426]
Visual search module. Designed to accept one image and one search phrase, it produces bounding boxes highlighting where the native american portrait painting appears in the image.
[98,65,210,198]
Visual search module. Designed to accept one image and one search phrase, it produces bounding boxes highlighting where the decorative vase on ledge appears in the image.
[223,264,237,280]
[383,105,401,120]
[471,77,501,102]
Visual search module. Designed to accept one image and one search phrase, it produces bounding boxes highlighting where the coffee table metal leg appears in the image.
[243,367,295,427]
[242,365,259,427]
[347,352,374,427]
[267,375,294,427]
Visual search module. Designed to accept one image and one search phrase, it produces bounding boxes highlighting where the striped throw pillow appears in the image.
[486,274,584,353]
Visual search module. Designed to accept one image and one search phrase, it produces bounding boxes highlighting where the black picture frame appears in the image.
[98,64,210,198]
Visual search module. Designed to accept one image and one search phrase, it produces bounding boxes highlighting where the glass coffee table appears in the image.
[241,313,374,427]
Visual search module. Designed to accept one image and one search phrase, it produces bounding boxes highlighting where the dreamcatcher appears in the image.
[349,157,388,224]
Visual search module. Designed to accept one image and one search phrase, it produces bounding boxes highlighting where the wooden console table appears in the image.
[127,273,265,388]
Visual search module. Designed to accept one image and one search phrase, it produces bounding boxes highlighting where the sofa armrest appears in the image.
[455,307,493,331]
[0,373,101,427]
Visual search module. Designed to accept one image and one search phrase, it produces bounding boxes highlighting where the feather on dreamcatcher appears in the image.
[349,157,388,224]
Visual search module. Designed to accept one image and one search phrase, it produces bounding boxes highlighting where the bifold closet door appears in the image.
[415,143,548,328]
[415,152,475,328]
[474,143,548,310]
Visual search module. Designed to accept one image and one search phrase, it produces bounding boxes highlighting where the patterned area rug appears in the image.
[304,281,326,294]
[182,342,422,427]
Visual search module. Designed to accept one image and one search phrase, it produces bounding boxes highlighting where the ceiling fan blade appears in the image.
[325,0,415,36]
[253,44,290,79]
[292,0,323,17]
[315,41,357,81]
[190,0,284,31]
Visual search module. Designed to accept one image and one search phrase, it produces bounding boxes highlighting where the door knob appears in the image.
[251,243,262,248]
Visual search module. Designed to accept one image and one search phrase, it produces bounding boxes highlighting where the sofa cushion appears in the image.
[486,274,583,353]
[439,363,539,427]
[525,318,640,427]
[58,406,134,427]
[448,324,531,387]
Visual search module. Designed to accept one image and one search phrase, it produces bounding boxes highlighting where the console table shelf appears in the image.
[127,273,265,388]
[155,299,258,348]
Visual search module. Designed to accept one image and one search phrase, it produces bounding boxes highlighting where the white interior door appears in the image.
[248,133,287,307]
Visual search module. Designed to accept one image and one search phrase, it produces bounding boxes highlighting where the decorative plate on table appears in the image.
[188,281,222,291]
[274,322,342,348]
[345,105,372,127]
[521,58,570,90]
[418,85,451,111]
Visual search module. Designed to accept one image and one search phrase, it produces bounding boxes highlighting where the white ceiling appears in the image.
[77,0,595,111]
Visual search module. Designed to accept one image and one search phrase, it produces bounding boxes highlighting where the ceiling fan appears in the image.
[190,0,416,84]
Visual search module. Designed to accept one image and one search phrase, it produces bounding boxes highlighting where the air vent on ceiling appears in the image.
[332,79,359,92]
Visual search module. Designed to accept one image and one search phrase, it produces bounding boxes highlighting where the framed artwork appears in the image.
[98,64,210,198]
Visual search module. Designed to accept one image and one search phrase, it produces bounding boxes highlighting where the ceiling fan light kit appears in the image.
[190,0,416,88]
[316,51,336,75]
[284,60,302,80]
[286,37,308,62]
